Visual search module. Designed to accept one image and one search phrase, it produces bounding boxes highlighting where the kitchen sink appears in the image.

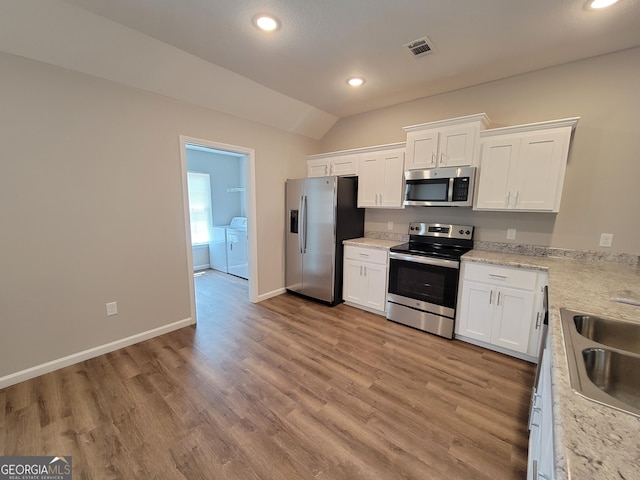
[561,308,640,417]
[582,348,640,411]
[574,314,640,355]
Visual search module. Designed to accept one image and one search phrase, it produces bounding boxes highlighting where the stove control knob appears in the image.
[466,230,471,235]
[459,229,464,234]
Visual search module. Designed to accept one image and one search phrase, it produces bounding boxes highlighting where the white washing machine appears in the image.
[225,217,248,279]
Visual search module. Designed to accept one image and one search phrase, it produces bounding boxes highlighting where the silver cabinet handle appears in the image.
[364,266,367,277]
[515,190,520,207]
[359,265,363,276]
[431,153,436,166]
[489,274,508,279]
[497,291,502,306]
[506,191,511,207]
[440,152,445,165]
[489,290,493,305]
[359,253,370,257]
[535,312,542,329]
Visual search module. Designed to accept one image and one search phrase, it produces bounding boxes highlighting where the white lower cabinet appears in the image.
[456,261,547,361]
[528,332,554,480]
[343,245,388,315]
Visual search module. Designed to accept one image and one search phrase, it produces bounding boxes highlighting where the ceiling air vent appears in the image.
[404,36,435,58]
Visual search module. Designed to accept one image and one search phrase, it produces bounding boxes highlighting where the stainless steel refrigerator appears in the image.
[285,176,364,305]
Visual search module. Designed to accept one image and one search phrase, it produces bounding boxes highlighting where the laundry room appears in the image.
[185,144,248,279]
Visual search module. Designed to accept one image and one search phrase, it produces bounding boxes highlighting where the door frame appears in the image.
[179,135,258,323]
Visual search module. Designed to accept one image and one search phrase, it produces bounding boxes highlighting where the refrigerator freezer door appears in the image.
[302,177,337,302]
[285,178,304,294]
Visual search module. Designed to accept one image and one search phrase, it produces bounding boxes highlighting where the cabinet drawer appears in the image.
[463,262,538,290]
[344,245,388,265]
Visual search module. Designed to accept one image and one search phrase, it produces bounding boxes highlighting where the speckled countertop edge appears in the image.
[343,237,404,250]
[462,250,640,480]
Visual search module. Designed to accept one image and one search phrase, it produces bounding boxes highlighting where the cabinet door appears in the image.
[330,154,358,176]
[357,153,383,207]
[380,150,405,208]
[456,281,494,342]
[513,128,570,212]
[307,159,330,177]
[438,124,478,167]
[475,136,520,210]
[491,287,536,354]
[363,262,387,312]
[406,130,439,170]
[343,259,365,305]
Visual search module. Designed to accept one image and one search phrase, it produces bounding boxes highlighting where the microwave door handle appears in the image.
[447,178,454,202]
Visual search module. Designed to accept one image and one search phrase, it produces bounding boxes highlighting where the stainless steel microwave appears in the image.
[404,166,475,207]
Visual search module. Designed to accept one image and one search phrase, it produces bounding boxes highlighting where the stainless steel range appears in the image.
[386,222,474,339]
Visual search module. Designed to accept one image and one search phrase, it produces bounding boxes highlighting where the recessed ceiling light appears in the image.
[347,77,365,87]
[587,0,620,9]
[253,14,279,32]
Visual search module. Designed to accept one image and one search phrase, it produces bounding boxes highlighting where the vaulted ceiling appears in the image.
[2,0,639,138]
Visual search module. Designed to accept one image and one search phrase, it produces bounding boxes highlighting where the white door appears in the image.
[475,137,520,210]
[457,281,494,342]
[491,287,535,353]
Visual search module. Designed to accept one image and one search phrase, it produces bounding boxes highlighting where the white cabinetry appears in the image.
[307,153,358,177]
[456,261,547,361]
[357,148,405,208]
[528,332,554,480]
[403,113,490,170]
[475,118,579,212]
[343,245,389,315]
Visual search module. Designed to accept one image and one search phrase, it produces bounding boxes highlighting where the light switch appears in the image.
[507,228,516,240]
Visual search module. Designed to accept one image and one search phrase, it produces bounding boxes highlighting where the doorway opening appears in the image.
[179,136,258,323]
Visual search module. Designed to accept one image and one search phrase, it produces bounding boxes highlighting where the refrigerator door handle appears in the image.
[298,195,304,254]
[302,195,308,254]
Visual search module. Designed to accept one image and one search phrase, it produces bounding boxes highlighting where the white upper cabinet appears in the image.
[403,113,490,170]
[475,118,579,212]
[357,148,405,208]
[306,153,358,177]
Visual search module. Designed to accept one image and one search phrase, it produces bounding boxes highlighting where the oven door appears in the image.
[387,253,460,318]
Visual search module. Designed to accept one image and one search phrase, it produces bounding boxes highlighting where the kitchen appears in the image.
[293,108,640,478]
[1,1,639,479]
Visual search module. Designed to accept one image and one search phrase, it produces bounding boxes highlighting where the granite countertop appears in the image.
[462,250,640,480]
[343,237,404,250]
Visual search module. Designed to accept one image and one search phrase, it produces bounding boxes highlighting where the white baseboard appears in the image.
[0,317,195,390]
[193,263,210,271]
[256,287,286,302]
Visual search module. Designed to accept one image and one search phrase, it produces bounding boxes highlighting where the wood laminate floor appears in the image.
[1,270,535,479]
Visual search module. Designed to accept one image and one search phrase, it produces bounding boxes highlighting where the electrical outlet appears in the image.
[106,302,118,316]
[387,221,393,231]
[507,228,516,240]
[599,233,613,248]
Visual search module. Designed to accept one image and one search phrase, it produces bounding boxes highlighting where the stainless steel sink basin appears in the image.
[561,308,640,417]
[582,348,640,411]
[574,314,640,354]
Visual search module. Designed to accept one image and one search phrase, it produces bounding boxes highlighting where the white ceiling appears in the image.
[2,0,640,138]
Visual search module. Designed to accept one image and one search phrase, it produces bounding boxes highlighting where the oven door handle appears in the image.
[389,252,460,269]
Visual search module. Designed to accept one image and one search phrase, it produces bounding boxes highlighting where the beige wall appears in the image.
[0,51,316,379]
[319,47,640,255]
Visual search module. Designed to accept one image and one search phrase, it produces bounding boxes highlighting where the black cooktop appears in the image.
[390,242,472,260]
[390,222,474,260]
